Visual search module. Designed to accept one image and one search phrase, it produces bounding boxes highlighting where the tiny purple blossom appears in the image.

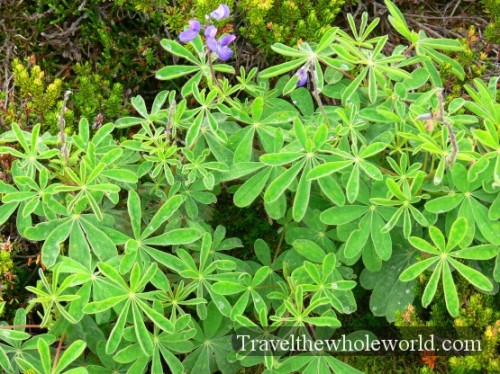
[210,4,230,20]
[295,67,308,87]
[206,34,236,61]
[179,20,201,43]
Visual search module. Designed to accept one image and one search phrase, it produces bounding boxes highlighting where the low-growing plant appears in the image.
[0,1,498,372]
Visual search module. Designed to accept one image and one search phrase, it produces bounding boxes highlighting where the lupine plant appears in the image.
[0,1,498,373]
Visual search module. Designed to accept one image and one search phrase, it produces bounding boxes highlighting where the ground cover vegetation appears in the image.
[0,0,499,373]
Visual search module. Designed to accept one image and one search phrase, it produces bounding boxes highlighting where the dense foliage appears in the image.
[0,1,498,373]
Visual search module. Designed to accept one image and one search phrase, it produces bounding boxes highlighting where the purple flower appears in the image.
[210,4,230,20]
[206,34,236,61]
[205,25,218,39]
[179,20,201,43]
[295,67,308,87]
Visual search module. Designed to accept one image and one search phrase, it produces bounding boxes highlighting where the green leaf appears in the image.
[384,0,413,41]
[448,258,493,292]
[292,163,312,222]
[212,281,246,295]
[342,67,368,103]
[234,167,272,208]
[260,152,304,166]
[155,65,199,80]
[422,261,442,307]
[386,178,406,201]
[292,239,326,263]
[80,218,117,262]
[320,205,366,225]
[451,245,498,260]
[106,300,130,354]
[408,237,440,255]
[54,340,87,374]
[400,257,439,281]
[420,37,464,51]
[132,302,153,356]
[259,59,306,79]
[41,220,73,268]
[470,198,500,245]
[270,43,309,57]
[317,27,338,52]
[264,160,305,203]
[429,226,446,251]
[346,164,360,203]
[144,228,202,246]
[128,190,142,239]
[160,39,199,64]
[318,176,345,206]
[359,142,387,158]
[447,217,467,251]
[345,216,370,258]
[38,338,51,373]
[142,195,185,238]
[308,161,352,180]
[371,213,392,260]
[83,295,127,314]
[442,262,459,317]
[233,127,254,163]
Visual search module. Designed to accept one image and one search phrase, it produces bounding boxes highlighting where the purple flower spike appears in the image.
[179,20,201,43]
[207,34,236,61]
[210,4,230,20]
[295,67,308,87]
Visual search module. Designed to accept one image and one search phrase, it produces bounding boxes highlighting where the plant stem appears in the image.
[310,63,330,127]
[0,324,42,329]
[52,334,66,371]
[273,229,286,264]
[58,90,71,163]
[206,47,222,90]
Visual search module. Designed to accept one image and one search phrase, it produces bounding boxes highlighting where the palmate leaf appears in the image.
[83,263,175,356]
[399,218,498,316]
